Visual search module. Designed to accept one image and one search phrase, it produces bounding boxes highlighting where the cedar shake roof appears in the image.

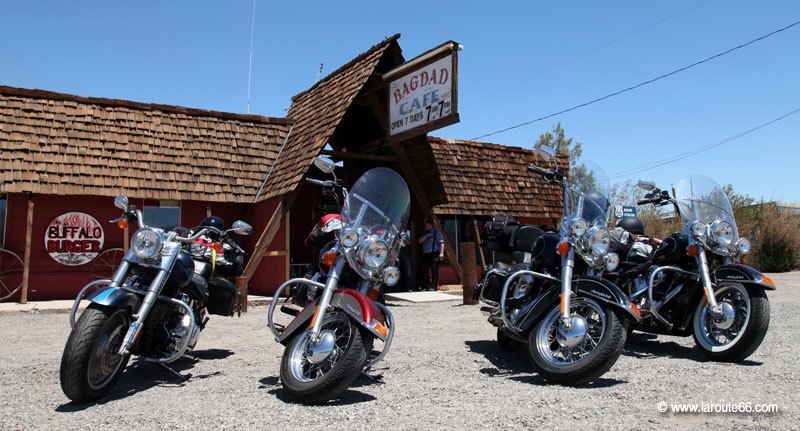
[429,137,569,219]
[257,35,402,201]
[0,86,293,203]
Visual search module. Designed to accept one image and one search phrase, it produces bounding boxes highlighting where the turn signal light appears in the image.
[117,219,128,229]
[367,289,380,301]
[557,241,570,256]
[373,321,389,338]
[321,250,337,267]
[760,275,776,287]
[630,302,641,316]
[686,245,698,257]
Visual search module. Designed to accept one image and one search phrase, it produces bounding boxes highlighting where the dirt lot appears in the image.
[1,273,798,430]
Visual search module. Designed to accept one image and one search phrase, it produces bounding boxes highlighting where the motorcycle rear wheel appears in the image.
[60,304,131,403]
[528,298,626,385]
[280,311,367,404]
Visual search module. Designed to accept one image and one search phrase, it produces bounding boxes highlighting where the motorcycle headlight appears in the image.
[604,252,620,271]
[689,220,707,238]
[382,266,401,286]
[584,226,610,256]
[735,237,751,254]
[131,228,163,260]
[359,238,389,269]
[340,229,359,248]
[710,220,735,246]
[571,218,588,236]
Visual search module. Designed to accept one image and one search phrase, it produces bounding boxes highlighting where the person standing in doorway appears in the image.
[418,219,445,291]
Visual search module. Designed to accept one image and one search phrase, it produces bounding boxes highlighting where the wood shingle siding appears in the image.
[429,137,568,219]
[0,86,293,203]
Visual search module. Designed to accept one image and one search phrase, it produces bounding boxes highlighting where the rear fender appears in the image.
[575,277,641,321]
[714,264,776,290]
[87,286,141,312]
[277,289,387,345]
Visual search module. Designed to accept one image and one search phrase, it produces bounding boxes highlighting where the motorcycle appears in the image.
[60,196,252,403]
[477,153,640,384]
[267,156,409,403]
[609,176,773,361]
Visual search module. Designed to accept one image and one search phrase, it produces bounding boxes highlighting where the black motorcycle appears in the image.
[477,154,640,385]
[609,176,773,361]
[60,196,251,403]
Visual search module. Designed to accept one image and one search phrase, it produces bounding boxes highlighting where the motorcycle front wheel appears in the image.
[692,283,769,362]
[528,298,626,385]
[60,304,131,403]
[280,311,367,404]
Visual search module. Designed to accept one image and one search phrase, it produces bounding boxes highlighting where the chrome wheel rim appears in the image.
[87,311,129,390]
[694,284,751,352]
[287,312,354,383]
[536,298,606,366]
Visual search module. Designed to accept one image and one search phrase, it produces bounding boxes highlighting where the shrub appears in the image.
[751,209,800,272]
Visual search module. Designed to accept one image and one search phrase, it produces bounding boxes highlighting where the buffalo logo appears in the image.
[45,212,105,266]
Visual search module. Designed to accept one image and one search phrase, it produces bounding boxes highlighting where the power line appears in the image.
[464,0,713,108]
[471,19,800,141]
[607,105,800,180]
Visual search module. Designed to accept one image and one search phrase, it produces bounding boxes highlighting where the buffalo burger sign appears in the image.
[386,41,459,136]
[45,212,105,266]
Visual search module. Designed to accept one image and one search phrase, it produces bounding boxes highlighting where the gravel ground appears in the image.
[1,273,799,430]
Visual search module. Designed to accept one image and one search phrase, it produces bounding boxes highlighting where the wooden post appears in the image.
[459,242,476,305]
[123,226,129,251]
[20,194,34,304]
[206,206,212,217]
[236,276,248,313]
[390,141,463,281]
[472,217,486,268]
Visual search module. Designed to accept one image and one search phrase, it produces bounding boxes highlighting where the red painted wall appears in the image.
[2,193,289,300]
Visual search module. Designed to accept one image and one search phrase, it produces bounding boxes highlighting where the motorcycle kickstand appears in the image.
[154,362,192,382]
[361,367,385,383]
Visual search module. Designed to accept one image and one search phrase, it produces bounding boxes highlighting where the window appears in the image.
[143,200,180,231]
[0,195,6,247]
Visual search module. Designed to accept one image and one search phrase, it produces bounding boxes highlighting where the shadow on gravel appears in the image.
[465,340,626,388]
[623,333,708,362]
[259,377,377,405]
[55,349,233,412]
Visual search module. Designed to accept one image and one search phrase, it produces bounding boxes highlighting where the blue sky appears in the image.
[2,1,798,202]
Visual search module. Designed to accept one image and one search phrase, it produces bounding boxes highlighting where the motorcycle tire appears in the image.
[527,299,626,386]
[60,304,131,403]
[692,283,769,362]
[280,311,367,404]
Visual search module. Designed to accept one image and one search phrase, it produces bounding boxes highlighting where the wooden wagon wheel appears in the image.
[90,248,125,280]
[0,248,24,302]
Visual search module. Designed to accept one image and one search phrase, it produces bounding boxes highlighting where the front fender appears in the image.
[575,277,641,321]
[87,286,141,311]
[714,264,776,290]
[277,289,387,345]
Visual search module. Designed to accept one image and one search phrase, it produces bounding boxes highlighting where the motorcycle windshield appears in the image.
[675,175,738,235]
[341,167,410,245]
[564,160,611,227]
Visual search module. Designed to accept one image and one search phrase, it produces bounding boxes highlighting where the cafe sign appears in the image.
[387,42,459,136]
[45,212,105,266]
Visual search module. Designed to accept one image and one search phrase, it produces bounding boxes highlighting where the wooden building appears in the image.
[0,34,564,302]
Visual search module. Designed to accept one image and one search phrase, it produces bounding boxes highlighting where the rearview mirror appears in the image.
[230,220,253,236]
[313,156,336,174]
[533,147,558,169]
[637,179,656,191]
[114,196,129,210]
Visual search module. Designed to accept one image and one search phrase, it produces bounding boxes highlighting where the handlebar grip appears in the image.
[305,178,327,187]
[527,165,551,176]
[637,198,657,206]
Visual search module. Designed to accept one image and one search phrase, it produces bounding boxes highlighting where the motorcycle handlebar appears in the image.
[305,178,332,187]
[527,165,552,176]
[637,197,659,206]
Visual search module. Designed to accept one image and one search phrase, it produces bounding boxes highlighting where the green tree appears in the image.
[723,183,756,210]
[533,122,583,169]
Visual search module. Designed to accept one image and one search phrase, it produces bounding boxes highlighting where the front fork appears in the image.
[559,248,575,328]
[696,247,721,315]
[308,257,346,343]
[118,267,171,355]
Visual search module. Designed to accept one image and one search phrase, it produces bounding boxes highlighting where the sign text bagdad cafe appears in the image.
[388,51,457,136]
